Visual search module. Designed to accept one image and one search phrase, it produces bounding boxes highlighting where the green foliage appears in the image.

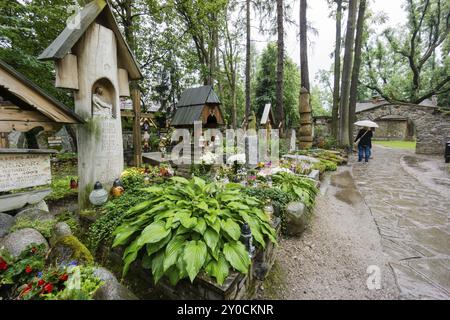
[271,172,318,209]
[45,176,78,202]
[10,217,56,239]
[360,0,449,104]
[312,159,338,173]
[112,177,277,286]
[86,186,150,253]
[17,265,103,300]
[56,211,80,236]
[53,236,94,266]
[254,42,300,128]
[0,244,47,286]
[243,187,296,234]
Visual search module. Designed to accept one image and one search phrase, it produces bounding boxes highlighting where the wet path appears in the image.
[352,146,450,299]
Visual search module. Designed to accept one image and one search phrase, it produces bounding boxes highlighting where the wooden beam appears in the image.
[0,107,52,122]
[131,87,142,166]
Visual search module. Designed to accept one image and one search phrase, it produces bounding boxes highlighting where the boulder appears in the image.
[92,267,138,300]
[0,228,49,257]
[52,222,72,239]
[48,235,94,265]
[285,202,308,236]
[93,281,138,300]
[15,208,54,222]
[0,213,15,238]
[25,200,49,212]
[308,169,321,181]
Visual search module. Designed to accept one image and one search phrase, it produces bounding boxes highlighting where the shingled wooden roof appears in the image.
[38,0,142,80]
[0,59,83,132]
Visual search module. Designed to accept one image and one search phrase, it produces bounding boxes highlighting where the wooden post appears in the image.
[0,133,9,148]
[298,87,313,149]
[131,86,142,167]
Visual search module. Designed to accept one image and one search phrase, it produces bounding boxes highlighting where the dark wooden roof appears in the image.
[176,85,220,108]
[38,0,142,80]
[0,59,84,124]
[171,105,204,126]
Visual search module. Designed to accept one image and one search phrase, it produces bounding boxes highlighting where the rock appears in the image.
[91,267,138,300]
[308,169,320,181]
[0,228,49,257]
[52,222,72,239]
[0,213,15,238]
[93,281,138,300]
[48,235,94,265]
[15,208,54,222]
[92,267,119,284]
[285,202,308,236]
[23,200,49,212]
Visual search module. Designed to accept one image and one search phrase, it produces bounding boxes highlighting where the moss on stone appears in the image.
[55,235,94,265]
[259,261,287,299]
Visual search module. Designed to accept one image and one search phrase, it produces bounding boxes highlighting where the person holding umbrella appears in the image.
[354,120,378,163]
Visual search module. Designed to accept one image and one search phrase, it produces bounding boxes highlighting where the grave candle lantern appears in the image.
[89,181,108,206]
[240,223,255,258]
[111,178,124,198]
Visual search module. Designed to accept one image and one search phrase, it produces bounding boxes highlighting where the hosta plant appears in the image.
[112,177,277,286]
[271,172,318,209]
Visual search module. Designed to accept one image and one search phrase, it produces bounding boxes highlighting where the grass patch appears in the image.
[373,140,416,150]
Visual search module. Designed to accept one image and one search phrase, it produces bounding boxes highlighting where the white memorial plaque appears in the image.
[0,153,51,192]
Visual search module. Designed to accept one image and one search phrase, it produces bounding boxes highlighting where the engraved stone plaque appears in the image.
[0,153,51,192]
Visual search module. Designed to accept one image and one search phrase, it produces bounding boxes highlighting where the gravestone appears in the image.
[38,1,142,209]
[73,23,124,208]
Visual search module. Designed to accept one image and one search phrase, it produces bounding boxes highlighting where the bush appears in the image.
[10,218,56,238]
[112,177,277,286]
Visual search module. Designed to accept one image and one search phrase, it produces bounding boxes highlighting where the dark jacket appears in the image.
[355,129,373,147]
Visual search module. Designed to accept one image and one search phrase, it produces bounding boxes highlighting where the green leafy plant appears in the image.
[112,177,277,286]
[271,172,318,209]
[0,244,47,286]
[45,176,78,201]
[10,218,56,238]
[56,211,80,236]
[17,264,103,300]
[243,187,296,234]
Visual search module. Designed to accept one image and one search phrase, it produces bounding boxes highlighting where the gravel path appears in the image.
[258,164,399,300]
[258,146,450,300]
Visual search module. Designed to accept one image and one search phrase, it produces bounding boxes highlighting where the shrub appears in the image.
[112,177,277,286]
[10,218,56,238]
[271,172,318,209]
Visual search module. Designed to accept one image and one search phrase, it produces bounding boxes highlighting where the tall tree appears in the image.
[299,0,310,91]
[245,0,251,125]
[361,0,449,105]
[338,0,358,147]
[276,0,285,134]
[331,0,343,140]
[348,0,367,143]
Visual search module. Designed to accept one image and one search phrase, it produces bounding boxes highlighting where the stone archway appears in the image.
[356,103,450,155]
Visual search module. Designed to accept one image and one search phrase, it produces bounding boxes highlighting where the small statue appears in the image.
[92,86,112,117]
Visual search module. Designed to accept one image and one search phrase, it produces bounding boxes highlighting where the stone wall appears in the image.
[356,104,450,155]
[374,120,408,140]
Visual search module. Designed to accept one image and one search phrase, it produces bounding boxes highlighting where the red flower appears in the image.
[0,258,7,271]
[59,273,68,282]
[43,283,53,293]
[25,265,33,273]
[31,247,37,254]
[21,287,31,297]
[37,279,45,286]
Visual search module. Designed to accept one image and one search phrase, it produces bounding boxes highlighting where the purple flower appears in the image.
[69,260,78,266]
[37,271,43,278]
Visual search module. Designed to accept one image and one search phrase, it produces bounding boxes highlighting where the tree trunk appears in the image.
[276,0,285,135]
[348,0,367,143]
[338,0,357,148]
[245,0,251,126]
[331,0,342,140]
[299,0,310,91]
